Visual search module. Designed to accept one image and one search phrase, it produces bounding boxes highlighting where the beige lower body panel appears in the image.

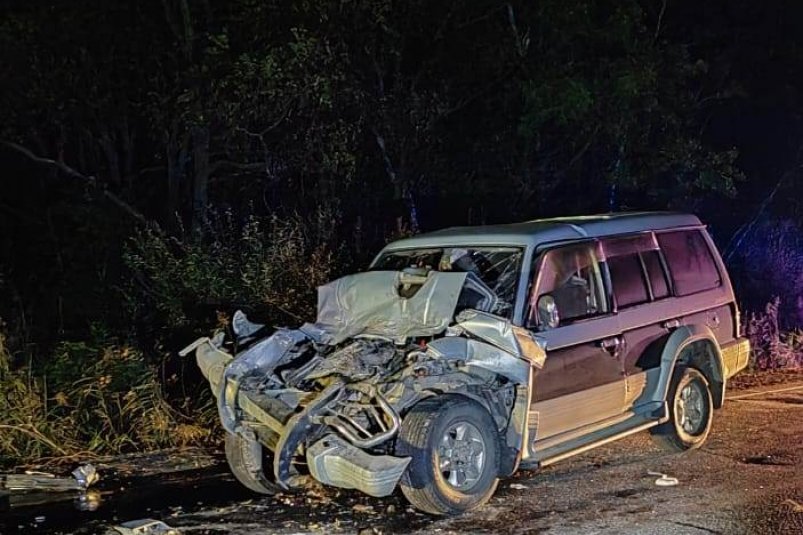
[530,381,626,441]
[722,338,751,378]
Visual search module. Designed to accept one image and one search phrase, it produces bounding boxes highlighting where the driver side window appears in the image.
[527,242,608,330]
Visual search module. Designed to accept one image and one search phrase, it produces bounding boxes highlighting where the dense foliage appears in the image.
[1,0,802,463]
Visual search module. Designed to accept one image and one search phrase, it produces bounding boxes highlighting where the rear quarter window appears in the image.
[657,230,721,296]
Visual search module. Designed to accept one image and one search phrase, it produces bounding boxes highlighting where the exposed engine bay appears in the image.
[181,268,545,499]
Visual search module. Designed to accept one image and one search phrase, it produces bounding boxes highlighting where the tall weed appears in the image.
[744,297,803,370]
[0,327,210,466]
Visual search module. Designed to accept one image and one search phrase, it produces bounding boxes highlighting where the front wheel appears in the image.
[224,432,277,494]
[396,396,500,515]
[650,367,714,452]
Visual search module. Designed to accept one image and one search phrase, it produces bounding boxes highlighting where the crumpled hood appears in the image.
[309,270,469,345]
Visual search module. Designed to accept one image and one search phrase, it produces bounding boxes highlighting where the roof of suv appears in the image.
[382,212,703,250]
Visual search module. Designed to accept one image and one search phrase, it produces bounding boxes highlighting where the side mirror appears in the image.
[536,294,560,330]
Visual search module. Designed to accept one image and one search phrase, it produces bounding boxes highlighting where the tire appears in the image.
[396,396,500,515]
[650,367,714,452]
[224,432,276,494]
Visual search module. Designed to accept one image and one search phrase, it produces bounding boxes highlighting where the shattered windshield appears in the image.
[371,247,523,318]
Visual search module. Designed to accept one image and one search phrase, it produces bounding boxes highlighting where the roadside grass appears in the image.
[0,329,214,468]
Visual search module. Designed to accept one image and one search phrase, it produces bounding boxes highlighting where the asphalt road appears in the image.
[3,378,803,535]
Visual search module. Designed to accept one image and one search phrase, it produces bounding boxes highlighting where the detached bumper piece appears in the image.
[307,434,411,497]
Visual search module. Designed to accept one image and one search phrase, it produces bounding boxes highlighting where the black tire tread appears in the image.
[651,423,687,452]
[650,366,713,452]
[225,432,276,495]
[396,396,499,515]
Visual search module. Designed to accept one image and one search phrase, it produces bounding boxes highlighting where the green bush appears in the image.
[123,209,343,331]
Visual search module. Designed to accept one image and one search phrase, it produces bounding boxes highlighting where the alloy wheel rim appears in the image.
[438,421,486,490]
[676,380,706,435]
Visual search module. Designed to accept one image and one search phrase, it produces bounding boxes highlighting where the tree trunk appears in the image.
[191,125,210,229]
[98,126,122,187]
[121,117,135,192]
[166,127,189,229]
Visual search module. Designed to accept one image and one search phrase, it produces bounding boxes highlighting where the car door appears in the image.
[526,241,627,442]
[601,234,670,410]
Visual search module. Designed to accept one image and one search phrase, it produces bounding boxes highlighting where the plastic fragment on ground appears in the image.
[0,463,99,492]
[110,519,182,535]
[647,471,679,486]
[2,472,82,492]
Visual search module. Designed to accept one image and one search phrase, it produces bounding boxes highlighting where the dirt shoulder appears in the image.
[729,368,803,391]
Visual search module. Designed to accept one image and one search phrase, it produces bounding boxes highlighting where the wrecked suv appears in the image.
[181,212,750,515]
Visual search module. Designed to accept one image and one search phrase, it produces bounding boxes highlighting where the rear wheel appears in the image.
[396,396,500,515]
[224,432,276,494]
[651,367,713,452]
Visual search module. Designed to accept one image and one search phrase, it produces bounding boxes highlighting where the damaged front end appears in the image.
[181,269,544,500]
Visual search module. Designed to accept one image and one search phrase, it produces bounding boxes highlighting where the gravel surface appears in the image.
[3,379,802,535]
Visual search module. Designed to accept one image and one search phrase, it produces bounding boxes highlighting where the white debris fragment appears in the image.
[0,463,100,493]
[509,483,528,490]
[110,519,181,535]
[647,471,679,486]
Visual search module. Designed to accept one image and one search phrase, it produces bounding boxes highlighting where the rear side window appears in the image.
[608,254,649,308]
[657,230,721,296]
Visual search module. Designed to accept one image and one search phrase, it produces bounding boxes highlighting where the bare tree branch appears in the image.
[654,0,668,42]
[3,140,157,230]
[439,64,521,120]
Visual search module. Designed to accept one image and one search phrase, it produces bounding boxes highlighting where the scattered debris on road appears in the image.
[647,471,679,487]
[742,453,795,466]
[2,375,801,535]
[72,464,100,488]
[110,519,181,535]
[508,483,528,490]
[0,463,99,493]
[782,499,803,513]
[352,503,375,514]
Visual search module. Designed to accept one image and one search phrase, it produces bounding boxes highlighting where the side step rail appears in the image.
[522,404,666,469]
